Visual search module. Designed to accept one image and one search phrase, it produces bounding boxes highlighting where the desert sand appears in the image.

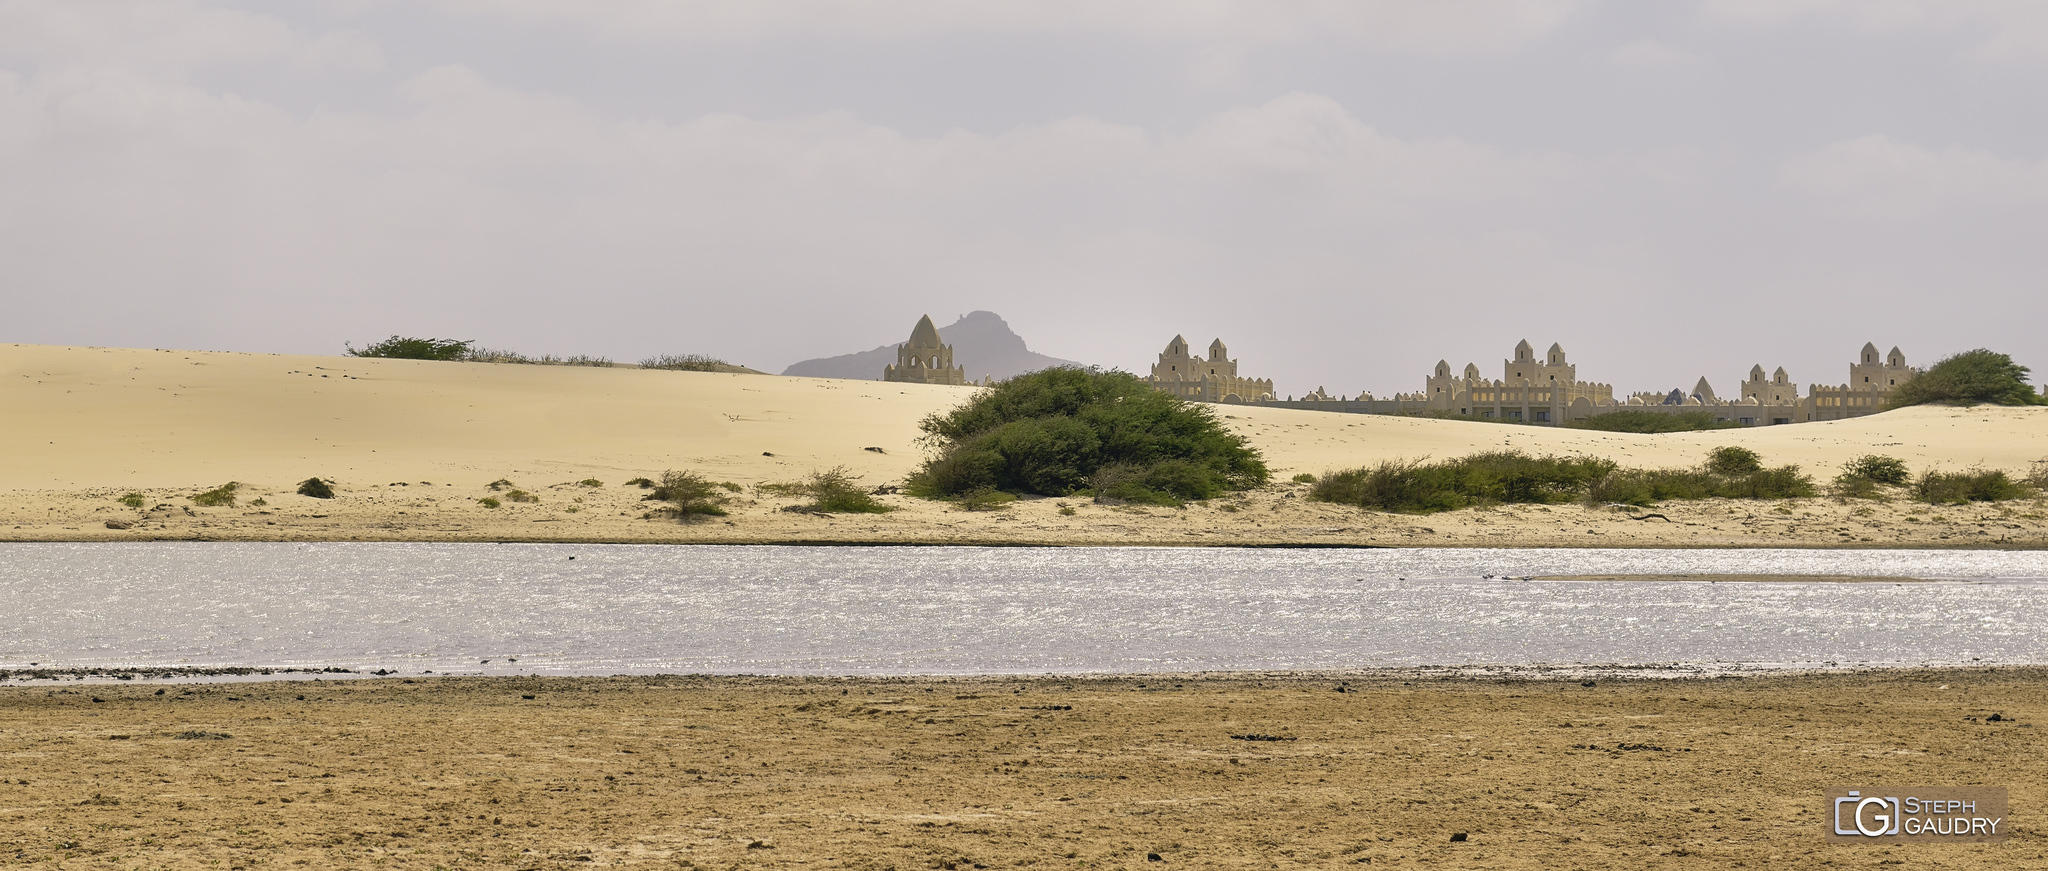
[3,342,2047,547]
[1,669,2039,868]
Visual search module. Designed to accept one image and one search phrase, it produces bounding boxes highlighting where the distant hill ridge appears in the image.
[781,311,1085,383]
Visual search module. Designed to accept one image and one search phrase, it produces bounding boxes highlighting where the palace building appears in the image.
[880,314,967,385]
[1143,335,1275,404]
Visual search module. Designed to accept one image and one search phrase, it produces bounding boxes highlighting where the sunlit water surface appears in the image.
[4,543,2047,677]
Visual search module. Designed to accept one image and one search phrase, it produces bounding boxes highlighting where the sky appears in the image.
[4,0,2045,399]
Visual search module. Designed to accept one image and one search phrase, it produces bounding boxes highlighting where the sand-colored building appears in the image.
[1143,336,1274,404]
[1260,339,1915,427]
[881,315,967,386]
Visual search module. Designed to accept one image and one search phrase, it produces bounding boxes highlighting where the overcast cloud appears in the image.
[3,0,2043,397]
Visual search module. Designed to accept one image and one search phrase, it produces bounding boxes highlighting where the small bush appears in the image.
[640,354,732,372]
[503,489,539,504]
[1291,473,1317,484]
[478,497,501,509]
[1914,469,2032,504]
[1705,446,1763,476]
[578,479,604,488]
[1840,455,1911,486]
[347,336,473,361]
[800,467,892,514]
[954,488,1017,511]
[1058,504,1077,516]
[1723,466,1817,500]
[1569,410,1740,433]
[2028,459,2048,491]
[625,477,655,489]
[191,482,239,507]
[1832,476,1886,500]
[487,479,515,491]
[297,478,336,499]
[117,493,145,509]
[718,481,743,493]
[649,470,731,519]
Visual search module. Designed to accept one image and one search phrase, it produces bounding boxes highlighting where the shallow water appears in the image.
[3,543,2046,677]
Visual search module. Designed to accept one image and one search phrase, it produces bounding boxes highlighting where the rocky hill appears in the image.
[781,311,1084,382]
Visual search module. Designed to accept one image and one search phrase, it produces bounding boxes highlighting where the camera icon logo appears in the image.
[1834,791,1900,837]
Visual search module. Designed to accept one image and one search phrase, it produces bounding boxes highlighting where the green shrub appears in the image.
[1913,469,2032,504]
[296,477,336,499]
[191,482,239,507]
[1317,448,1815,512]
[798,467,892,514]
[1705,446,1763,476]
[954,488,1018,511]
[719,482,742,493]
[478,497,501,508]
[1722,466,1818,500]
[346,336,473,361]
[117,493,145,509]
[578,479,604,488]
[1290,473,1317,484]
[1569,410,1739,433]
[1585,468,1720,506]
[648,470,731,519]
[503,489,539,504]
[1840,455,1911,486]
[487,479,515,491]
[250,497,267,507]
[2029,459,2048,491]
[907,367,1267,504]
[1888,349,2046,408]
[639,354,731,372]
[625,477,655,489]
[1309,451,1617,513]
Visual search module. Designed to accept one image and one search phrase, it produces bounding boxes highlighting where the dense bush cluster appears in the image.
[1310,447,1817,513]
[1887,349,2046,408]
[1310,452,1617,513]
[639,354,732,372]
[1912,470,2033,504]
[907,367,1268,507]
[1568,410,1740,433]
[346,336,473,361]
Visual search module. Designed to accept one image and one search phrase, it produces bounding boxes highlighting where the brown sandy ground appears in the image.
[5,476,2046,549]
[0,669,2040,869]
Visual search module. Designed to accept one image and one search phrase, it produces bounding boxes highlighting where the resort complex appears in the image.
[1258,339,1918,426]
[875,313,1930,428]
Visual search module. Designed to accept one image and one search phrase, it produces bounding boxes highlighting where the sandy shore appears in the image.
[4,343,2046,548]
[1,669,2038,868]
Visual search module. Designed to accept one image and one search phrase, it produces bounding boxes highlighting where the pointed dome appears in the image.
[1165,334,1188,354]
[1773,366,1789,383]
[1434,359,1451,377]
[1209,338,1228,354]
[907,314,943,348]
[1888,346,1906,365]
[1692,376,1717,402]
[1861,341,1879,363]
[1514,338,1534,359]
[1748,364,1766,381]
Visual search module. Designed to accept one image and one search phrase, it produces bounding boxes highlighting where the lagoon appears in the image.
[4,543,2046,678]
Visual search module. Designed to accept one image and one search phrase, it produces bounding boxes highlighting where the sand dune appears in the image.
[4,342,2045,546]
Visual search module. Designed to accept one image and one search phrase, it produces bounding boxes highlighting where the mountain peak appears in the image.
[782,312,1083,382]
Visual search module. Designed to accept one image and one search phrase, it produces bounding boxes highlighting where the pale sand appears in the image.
[4,342,2047,547]
[1,669,2040,868]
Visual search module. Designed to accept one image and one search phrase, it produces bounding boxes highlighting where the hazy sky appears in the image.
[5,1,2045,398]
